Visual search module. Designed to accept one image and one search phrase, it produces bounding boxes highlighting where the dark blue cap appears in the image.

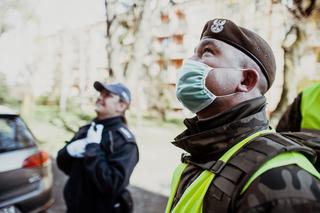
[94,81,131,104]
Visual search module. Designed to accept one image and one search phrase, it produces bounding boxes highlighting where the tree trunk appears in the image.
[270,25,301,124]
[59,33,71,113]
[105,0,116,79]
[125,0,157,126]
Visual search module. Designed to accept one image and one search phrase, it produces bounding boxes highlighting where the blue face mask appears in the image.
[176,59,215,113]
[176,59,245,113]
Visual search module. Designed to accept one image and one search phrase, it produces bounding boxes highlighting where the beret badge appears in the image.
[210,19,226,33]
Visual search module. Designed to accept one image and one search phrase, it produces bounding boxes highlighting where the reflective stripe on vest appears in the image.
[301,83,320,130]
[165,129,273,213]
[166,129,320,213]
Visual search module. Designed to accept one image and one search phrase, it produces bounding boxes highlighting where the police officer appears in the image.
[166,19,320,213]
[57,82,139,213]
[277,82,320,134]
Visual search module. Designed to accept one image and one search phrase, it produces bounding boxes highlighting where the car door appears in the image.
[0,115,41,204]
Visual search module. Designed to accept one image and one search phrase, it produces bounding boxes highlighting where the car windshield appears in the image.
[0,116,35,152]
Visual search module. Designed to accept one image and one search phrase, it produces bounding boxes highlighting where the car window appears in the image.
[0,117,35,152]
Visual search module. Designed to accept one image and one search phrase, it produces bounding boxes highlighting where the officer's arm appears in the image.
[276,93,302,132]
[56,125,90,175]
[83,134,138,196]
[56,145,76,175]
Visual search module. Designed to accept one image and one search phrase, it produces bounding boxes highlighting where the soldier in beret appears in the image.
[165,19,320,213]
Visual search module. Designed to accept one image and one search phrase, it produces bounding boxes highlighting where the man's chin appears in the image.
[95,104,103,111]
[94,107,102,114]
[94,107,108,117]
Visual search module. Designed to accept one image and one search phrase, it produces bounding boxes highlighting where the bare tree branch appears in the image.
[104,0,118,78]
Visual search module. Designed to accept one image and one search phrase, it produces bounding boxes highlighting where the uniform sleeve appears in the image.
[56,145,75,175]
[276,93,302,132]
[56,125,90,175]
[83,133,139,196]
[236,165,320,213]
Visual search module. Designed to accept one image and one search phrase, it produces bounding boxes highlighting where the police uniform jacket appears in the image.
[57,116,139,213]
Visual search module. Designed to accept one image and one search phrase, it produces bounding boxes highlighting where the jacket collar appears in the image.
[94,116,124,128]
[173,97,270,160]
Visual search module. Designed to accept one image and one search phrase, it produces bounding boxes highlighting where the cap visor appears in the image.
[93,81,118,94]
[93,81,105,91]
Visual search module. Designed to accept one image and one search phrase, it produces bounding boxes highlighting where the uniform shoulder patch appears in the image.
[117,126,135,142]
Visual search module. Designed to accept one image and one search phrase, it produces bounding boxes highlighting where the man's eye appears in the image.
[102,92,111,98]
[203,47,213,54]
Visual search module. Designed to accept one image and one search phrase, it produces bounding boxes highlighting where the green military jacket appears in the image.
[169,97,320,213]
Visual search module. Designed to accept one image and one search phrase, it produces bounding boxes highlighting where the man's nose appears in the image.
[96,94,103,101]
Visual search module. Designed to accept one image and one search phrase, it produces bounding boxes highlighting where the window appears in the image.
[0,116,35,152]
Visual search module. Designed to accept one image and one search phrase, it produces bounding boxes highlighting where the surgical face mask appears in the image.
[176,59,245,113]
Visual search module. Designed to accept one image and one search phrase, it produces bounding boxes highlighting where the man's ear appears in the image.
[237,69,259,92]
[117,101,128,113]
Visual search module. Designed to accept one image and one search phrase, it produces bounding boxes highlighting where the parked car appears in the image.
[0,106,54,213]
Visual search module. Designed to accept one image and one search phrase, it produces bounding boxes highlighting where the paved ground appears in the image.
[47,161,67,213]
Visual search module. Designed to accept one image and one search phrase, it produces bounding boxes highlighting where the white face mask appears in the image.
[176,59,245,113]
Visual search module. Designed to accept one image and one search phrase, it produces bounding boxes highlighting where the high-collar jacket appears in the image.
[170,97,320,213]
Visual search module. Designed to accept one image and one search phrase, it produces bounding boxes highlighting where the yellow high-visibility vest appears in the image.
[301,83,320,131]
[165,129,320,213]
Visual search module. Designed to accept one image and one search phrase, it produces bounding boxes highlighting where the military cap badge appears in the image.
[210,19,226,33]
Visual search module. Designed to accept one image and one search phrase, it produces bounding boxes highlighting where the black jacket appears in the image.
[276,93,302,132]
[57,116,139,213]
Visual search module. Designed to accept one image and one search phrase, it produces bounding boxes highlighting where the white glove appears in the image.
[86,122,104,144]
[66,122,104,158]
[66,138,88,158]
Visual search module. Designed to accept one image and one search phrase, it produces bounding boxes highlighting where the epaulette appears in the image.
[116,126,135,143]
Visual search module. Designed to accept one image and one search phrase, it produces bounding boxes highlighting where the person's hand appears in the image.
[86,122,104,144]
[66,138,88,158]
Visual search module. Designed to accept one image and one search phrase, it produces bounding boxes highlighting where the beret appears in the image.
[200,19,276,90]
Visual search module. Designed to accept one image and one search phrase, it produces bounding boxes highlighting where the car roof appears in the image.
[0,105,18,116]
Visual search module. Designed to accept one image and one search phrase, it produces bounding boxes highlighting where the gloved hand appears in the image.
[66,138,88,158]
[86,122,104,144]
[66,122,104,158]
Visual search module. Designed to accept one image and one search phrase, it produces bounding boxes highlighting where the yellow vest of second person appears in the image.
[301,83,320,131]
